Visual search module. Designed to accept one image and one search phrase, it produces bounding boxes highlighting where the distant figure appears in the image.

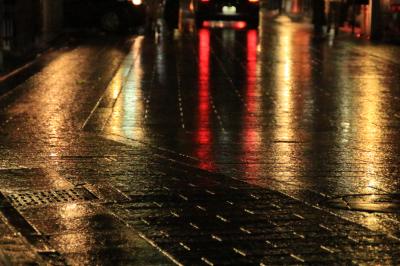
[327,1,341,35]
[144,0,164,33]
[312,0,326,35]
[164,0,180,31]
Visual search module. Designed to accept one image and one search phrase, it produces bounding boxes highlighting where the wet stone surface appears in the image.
[19,203,170,266]
[1,11,400,265]
[110,161,400,265]
[6,187,97,209]
[0,212,44,265]
[326,194,400,213]
[91,18,400,241]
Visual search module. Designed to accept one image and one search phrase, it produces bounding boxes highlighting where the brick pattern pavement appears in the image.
[0,205,43,265]
[0,117,400,265]
[1,19,400,265]
[108,154,400,265]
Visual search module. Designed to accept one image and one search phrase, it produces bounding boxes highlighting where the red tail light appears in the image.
[249,0,259,2]
[200,0,210,2]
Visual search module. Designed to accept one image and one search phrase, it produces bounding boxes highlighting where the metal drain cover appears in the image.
[326,194,400,213]
[6,187,97,209]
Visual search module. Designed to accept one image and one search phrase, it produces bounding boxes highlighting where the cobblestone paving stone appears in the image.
[0,35,173,265]
[1,14,400,265]
[3,129,399,265]
[103,146,400,265]
[95,27,400,244]
[0,201,44,265]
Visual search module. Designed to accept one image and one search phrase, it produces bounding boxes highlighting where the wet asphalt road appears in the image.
[1,12,400,265]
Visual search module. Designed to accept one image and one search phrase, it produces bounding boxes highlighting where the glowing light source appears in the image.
[233,21,247,29]
[131,0,142,5]
[203,21,211,27]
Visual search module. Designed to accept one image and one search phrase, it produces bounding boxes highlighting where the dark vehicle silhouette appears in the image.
[193,0,260,28]
[64,0,147,32]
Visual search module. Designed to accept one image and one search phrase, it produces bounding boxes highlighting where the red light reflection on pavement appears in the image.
[246,30,257,81]
[196,29,214,170]
[291,0,300,13]
[242,29,261,179]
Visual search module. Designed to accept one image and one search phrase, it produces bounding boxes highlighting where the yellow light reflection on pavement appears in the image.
[267,23,312,186]
[354,58,385,195]
[335,51,386,197]
[106,37,145,141]
[56,203,91,262]
[273,27,296,182]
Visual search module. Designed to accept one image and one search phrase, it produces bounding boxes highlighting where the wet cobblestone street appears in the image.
[0,12,400,265]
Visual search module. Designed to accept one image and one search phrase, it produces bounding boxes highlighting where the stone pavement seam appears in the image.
[0,209,45,265]
[102,132,400,243]
[98,134,400,265]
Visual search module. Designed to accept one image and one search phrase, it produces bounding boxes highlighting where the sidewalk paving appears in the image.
[0,15,400,265]
[0,210,43,265]
[106,144,400,265]
[3,130,396,265]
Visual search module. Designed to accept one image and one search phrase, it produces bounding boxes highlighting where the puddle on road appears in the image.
[0,168,172,265]
[17,201,171,265]
[326,194,400,213]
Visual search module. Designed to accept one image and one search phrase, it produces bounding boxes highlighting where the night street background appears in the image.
[0,7,400,265]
